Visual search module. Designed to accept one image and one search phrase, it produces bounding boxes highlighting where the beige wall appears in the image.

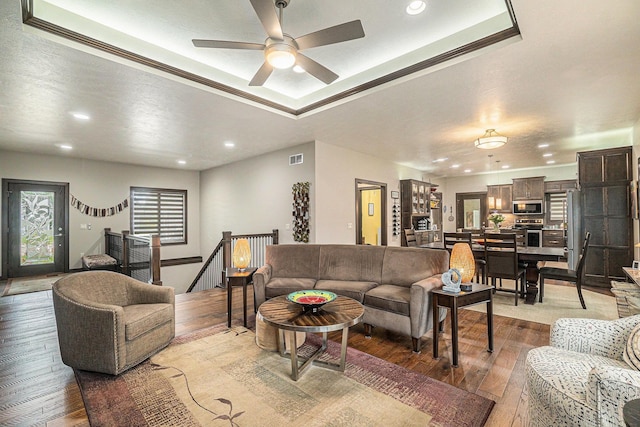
[314,141,424,245]
[0,150,201,292]
[199,142,315,256]
[633,120,640,259]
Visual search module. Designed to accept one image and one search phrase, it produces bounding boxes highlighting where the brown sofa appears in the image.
[253,244,449,352]
[52,271,175,375]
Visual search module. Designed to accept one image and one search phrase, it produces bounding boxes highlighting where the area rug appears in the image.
[465,282,617,325]
[75,324,494,427]
[1,273,67,296]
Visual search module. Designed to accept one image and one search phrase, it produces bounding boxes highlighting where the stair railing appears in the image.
[104,228,162,285]
[187,229,279,292]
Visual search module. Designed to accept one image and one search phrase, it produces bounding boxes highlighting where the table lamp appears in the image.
[450,242,475,291]
[232,239,251,271]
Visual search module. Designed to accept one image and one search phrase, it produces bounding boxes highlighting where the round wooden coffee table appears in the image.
[258,294,364,381]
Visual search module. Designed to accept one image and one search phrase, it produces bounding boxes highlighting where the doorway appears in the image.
[355,179,387,245]
[2,179,69,278]
[456,192,488,230]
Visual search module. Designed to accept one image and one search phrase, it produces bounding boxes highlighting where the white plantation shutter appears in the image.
[130,187,187,244]
[548,193,566,222]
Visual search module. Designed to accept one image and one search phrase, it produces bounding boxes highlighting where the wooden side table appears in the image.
[624,398,640,426]
[432,283,493,367]
[226,267,257,328]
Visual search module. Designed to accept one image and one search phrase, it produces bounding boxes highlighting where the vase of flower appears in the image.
[488,213,505,230]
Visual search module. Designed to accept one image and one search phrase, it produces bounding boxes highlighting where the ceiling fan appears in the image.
[192,0,365,86]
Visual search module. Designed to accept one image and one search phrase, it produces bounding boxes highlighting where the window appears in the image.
[130,187,187,244]
[547,192,567,223]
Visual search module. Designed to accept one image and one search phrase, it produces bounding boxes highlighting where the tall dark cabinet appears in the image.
[400,180,441,246]
[578,146,633,287]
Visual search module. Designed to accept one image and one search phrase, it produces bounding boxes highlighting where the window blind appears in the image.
[130,187,186,244]
[548,193,567,222]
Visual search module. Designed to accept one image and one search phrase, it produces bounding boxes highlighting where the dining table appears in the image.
[421,241,566,304]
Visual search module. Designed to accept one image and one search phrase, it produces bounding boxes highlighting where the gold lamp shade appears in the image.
[450,242,475,283]
[232,239,251,271]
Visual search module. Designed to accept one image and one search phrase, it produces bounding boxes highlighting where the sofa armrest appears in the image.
[127,280,175,305]
[551,315,640,360]
[52,288,126,374]
[586,365,640,424]
[253,264,272,308]
[409,274,445,338]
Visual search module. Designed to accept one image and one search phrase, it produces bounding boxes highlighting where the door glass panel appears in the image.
[20,190,55,266]
[463,199,481,228]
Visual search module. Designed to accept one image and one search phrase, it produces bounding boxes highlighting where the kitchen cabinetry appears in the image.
[513,177,545,200]
[486,184,512,213]
[544,180,576,193]
[542,230,565,248]
[577,146,632,287]
[400,180,441,246]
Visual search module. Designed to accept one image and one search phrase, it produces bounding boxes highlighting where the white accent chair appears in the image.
[525,315,640,427]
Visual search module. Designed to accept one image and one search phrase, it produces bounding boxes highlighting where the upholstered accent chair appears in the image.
[52,271,175,375]
[526,315,640,427]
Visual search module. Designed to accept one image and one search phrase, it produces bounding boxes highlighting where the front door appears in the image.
[2,179,69,278]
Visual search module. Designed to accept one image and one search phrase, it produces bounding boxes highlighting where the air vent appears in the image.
[289,153,303,165]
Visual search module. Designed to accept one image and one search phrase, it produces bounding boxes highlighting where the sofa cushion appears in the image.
[624,323,640,370]
[123,303,174,341]
[363,284,410,316]
[265,277,317,299]
[266,245,320,279]
[314,280,378,303]
[381,247,449,287]
[318,245,385,283]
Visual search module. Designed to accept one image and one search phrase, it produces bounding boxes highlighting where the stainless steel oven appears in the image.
[514,218,544,247]
[526,229,542,247]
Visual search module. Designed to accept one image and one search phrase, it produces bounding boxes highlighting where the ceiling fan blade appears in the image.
[249,61,274,86]
[192,39,265,50]
[250,0,284,40]
[296,54,338,85]
[295,20,365,50]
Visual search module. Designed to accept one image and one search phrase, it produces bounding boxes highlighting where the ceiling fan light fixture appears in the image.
[474,129,508,150]
[265,42,296,69]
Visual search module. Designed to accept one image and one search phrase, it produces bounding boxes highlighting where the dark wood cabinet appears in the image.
[400,180,440,246]
[486,184,512,213]
[542,229,565,248]
[577,146,633,287]
[512,177,545,200]
[544,180,577,193]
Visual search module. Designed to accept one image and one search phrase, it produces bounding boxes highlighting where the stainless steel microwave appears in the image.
[513,200,544,215]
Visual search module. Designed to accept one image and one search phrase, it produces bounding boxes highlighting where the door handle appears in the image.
[54,234,65,237]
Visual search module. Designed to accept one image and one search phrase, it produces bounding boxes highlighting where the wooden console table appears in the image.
[432,283,493,367]
[226,267,256,328]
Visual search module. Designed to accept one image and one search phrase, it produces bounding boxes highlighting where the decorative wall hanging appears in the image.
[70,194,129,217]
[292,182,310,243]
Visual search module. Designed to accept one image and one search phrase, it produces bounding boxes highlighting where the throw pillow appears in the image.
[624,323,640,370]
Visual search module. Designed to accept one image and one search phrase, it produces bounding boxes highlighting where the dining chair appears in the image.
[443,232,486,284]
[404,229,418,247]
[539,231,591,309]
[484,233,527,305]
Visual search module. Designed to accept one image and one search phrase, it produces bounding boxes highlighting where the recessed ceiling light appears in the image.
[71,112,90,120]
[224,141,235,148]
[451,164,460,168]
[293,65,305,73]
[58,144,73,150]
[464,169,472,173]
[406,1,426,15]
[538,143,549,148]
[501,165,510,169]
[177,160,186,165]
[543,153,553,157]
[546,160,556,164]
[432,157,448,163]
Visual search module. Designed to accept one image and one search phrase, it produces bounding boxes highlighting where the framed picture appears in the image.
[633,260,640,270]
[368,203,374,216]
[391,191,399,199]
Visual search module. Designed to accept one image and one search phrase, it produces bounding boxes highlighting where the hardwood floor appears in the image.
[2,280,604,426]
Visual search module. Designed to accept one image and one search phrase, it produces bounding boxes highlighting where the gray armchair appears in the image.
[52,271,175,375]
